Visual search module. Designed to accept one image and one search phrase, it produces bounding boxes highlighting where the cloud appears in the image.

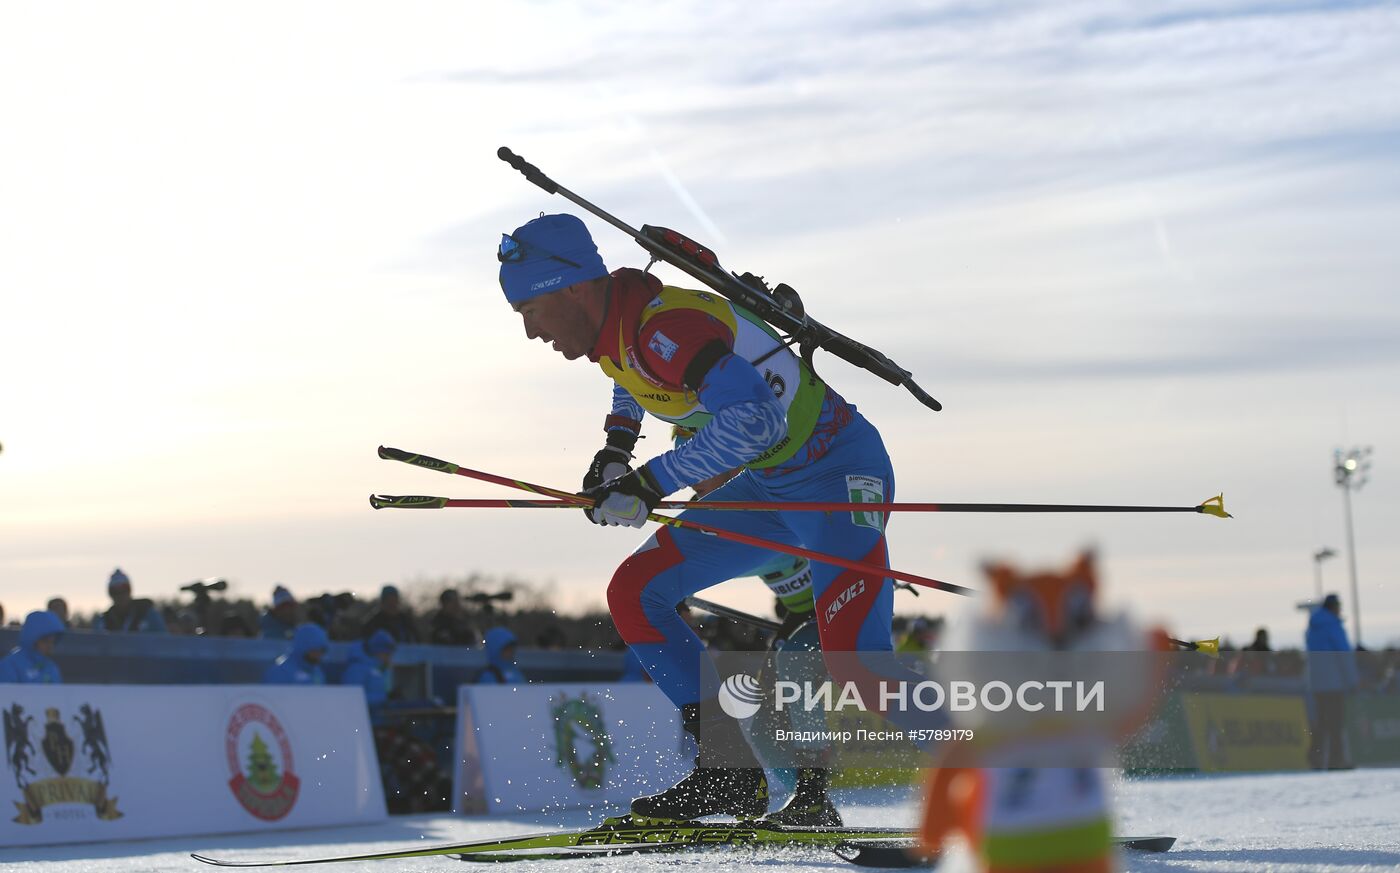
[1079,0,1395,35]
[934,327,1400,384]
[414,0,1400,245]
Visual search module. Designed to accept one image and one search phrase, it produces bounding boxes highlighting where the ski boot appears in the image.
[631,701,769,821]
[764,765,842,827]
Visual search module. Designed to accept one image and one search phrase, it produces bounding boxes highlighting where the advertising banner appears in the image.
[1350,694,1400,766]
[1182,693,1311,771]
[455,682,690,814]
[0,685,384,847]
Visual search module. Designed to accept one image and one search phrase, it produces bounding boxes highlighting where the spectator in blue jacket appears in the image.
[342,630,397,707]
[476,627,526,684]
[263,622,329,685]
[93,568,167,633]
[1306,593,1359,769]
[0,611,64,683]
[260,585,299,640]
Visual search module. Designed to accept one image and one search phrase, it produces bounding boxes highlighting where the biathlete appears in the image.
[498,212,924,821]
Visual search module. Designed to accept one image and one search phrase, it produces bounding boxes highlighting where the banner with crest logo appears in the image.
[455,682,689,814]
[1,685,383,847]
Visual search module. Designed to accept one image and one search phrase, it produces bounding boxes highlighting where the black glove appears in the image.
[583,444,632,524]
[580,467,663,528]
[583,446,632,490]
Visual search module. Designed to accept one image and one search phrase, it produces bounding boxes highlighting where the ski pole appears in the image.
[687,595,1223,651]
[375,446,972,596]
[369,493,1232,518]
[1170,637,1221,657]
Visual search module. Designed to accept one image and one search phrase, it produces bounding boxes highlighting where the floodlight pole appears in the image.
[1333,447,1372,647]
[1341,485,1360,645]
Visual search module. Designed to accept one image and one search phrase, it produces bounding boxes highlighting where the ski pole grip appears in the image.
[497,147,558,194]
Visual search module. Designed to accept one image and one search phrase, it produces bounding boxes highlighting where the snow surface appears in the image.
[2,770,1398,873]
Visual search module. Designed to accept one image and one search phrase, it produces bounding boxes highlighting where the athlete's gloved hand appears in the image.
[583,446,632,524]
[581,467,664,528]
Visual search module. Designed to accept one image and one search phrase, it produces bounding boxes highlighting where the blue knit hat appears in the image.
[366,629,397,655]
[498,214,608,306]
[108,568,131,592]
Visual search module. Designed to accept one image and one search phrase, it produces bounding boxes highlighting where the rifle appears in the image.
[498,147,942,412]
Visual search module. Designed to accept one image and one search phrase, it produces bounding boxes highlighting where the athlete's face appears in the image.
[516,284,597,361]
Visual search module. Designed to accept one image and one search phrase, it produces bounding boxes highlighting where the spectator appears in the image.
[535,624,567,650]
[1229,626,1276,682]
[46,598,69,627]
[0,611,64,683]
[363,585,421,644]
[263,623,329,685]
[1306,593,1359,769]
[93,568,167,633]
[342,630,397,708]
[476,627,525,684]
[307,592,358,639]
[261,585,299,640]
[429,589,476,646]
[169,608,199,635]
[219,614,255,637]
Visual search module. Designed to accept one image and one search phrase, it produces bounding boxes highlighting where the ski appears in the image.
[834,835,1177,869]
[191,815,1176,866]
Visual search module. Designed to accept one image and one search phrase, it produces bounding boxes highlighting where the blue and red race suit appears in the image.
[590,268,916,712]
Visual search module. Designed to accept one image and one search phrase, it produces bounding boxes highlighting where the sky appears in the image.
[2,0,1398,648]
